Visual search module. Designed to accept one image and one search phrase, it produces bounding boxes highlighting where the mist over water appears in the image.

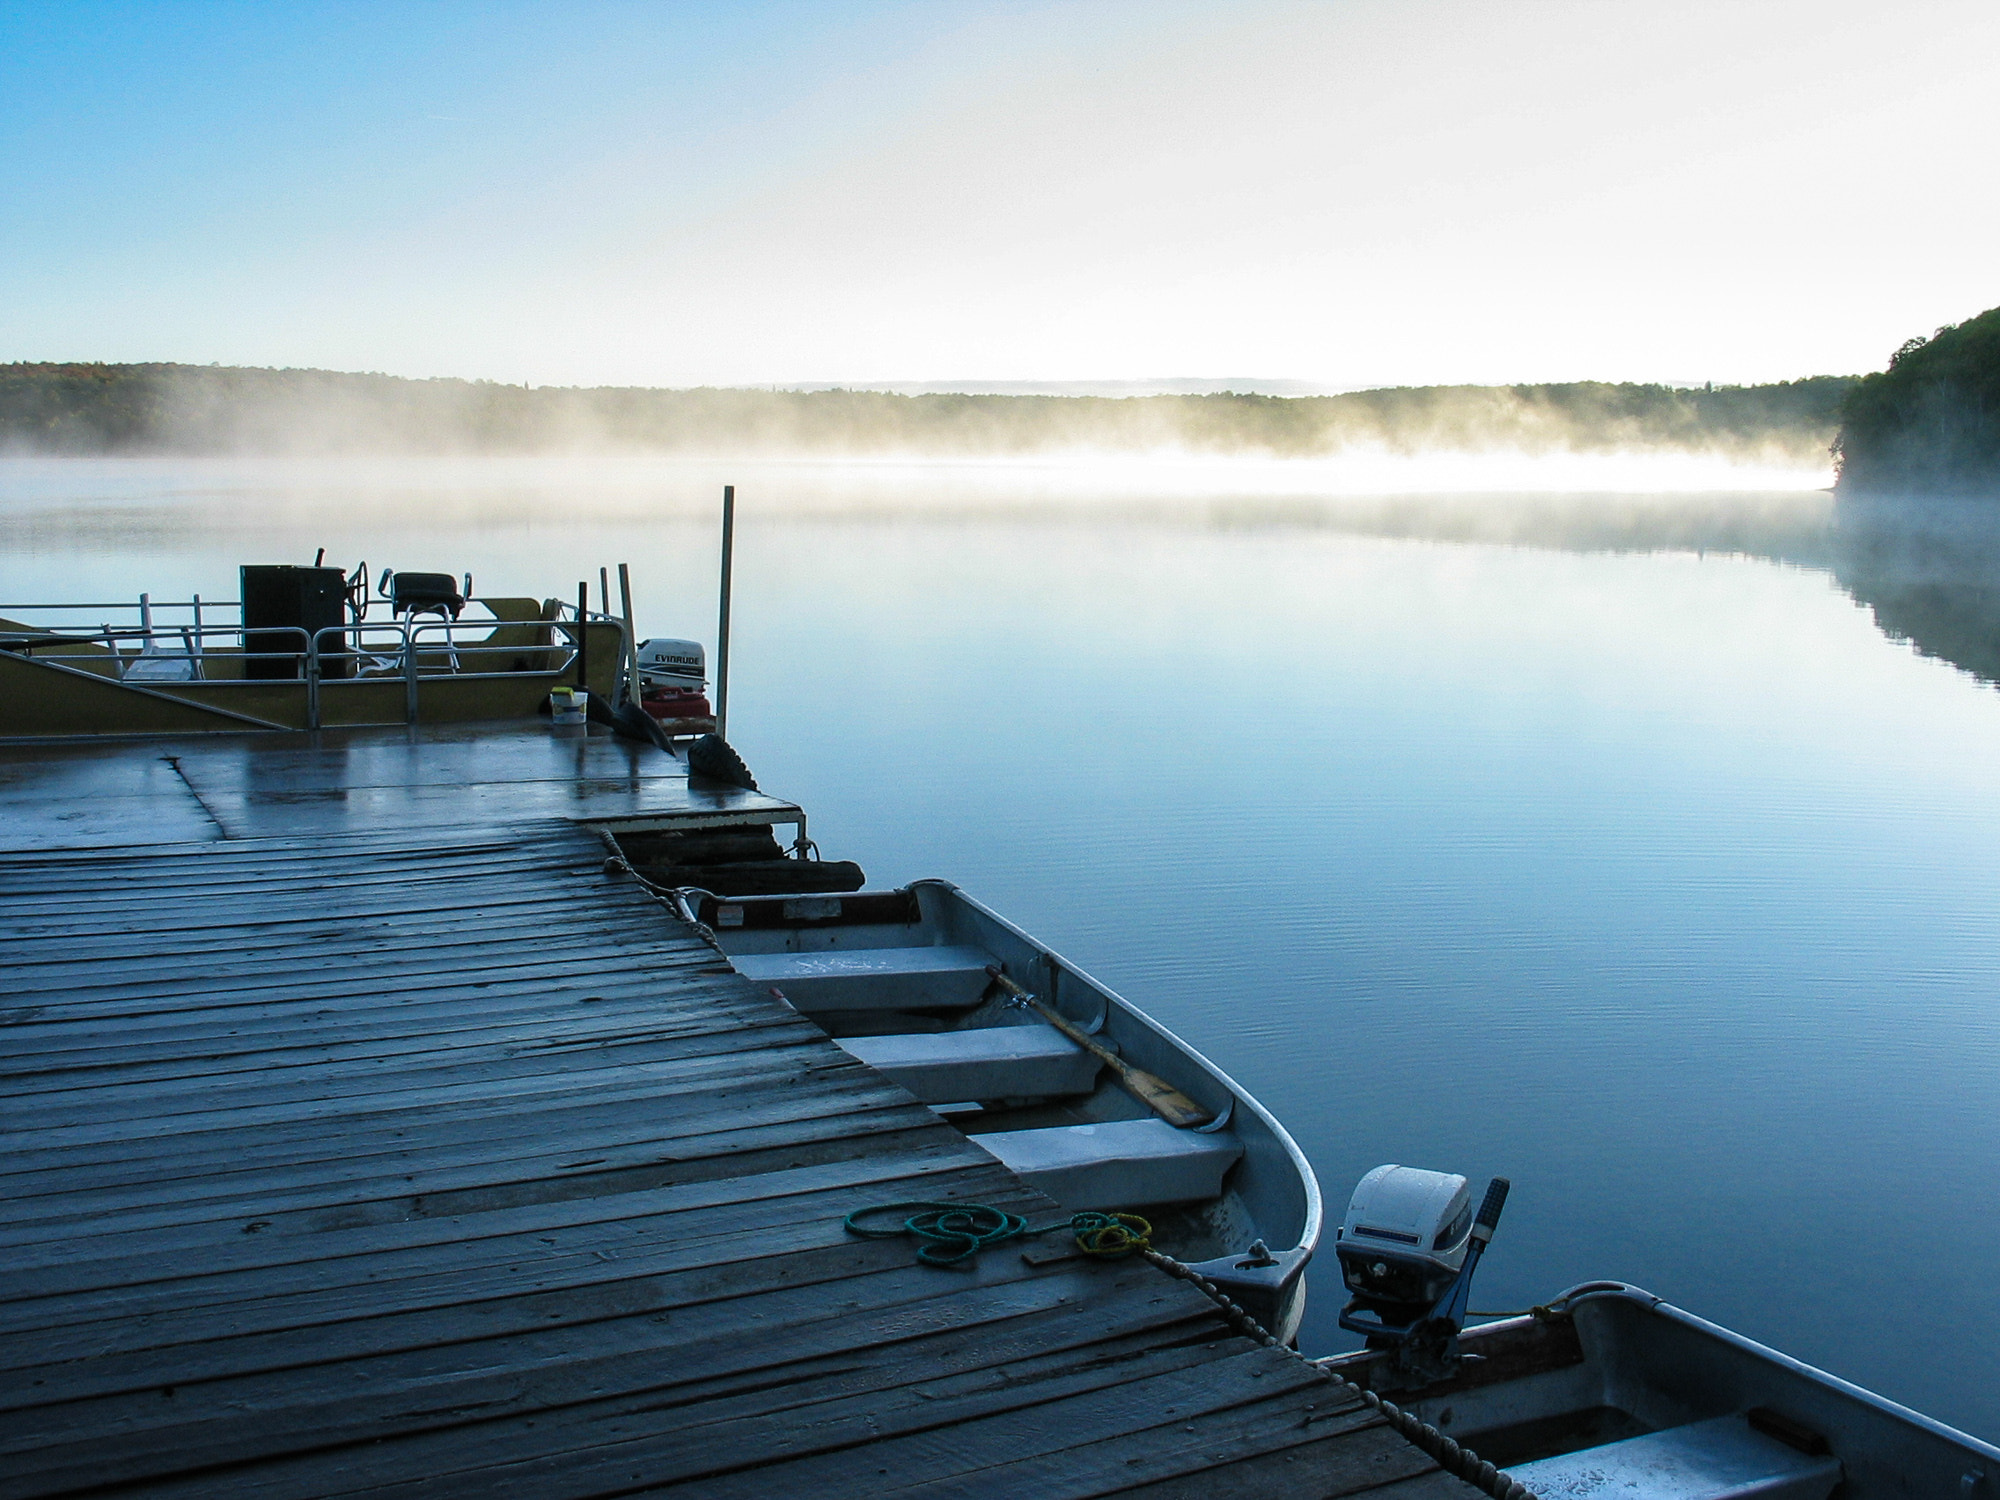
[7,455,2000,1441]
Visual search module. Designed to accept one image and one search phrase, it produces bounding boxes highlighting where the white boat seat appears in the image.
[1506,1414,1842,1500]
[974,1118,1242,1211]
[732,945,997,1012]
[839,1025,1100,1103]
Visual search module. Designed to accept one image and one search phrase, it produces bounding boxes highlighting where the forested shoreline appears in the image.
[0,362,1851,461]
[1835,306,2000,496]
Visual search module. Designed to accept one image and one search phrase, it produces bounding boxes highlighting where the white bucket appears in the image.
[550,688,588,726]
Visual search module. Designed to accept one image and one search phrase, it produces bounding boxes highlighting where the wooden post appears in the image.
[576,582,588,689]
[716,485,735,742]
[598,568,615,699]
[617,562,637,706]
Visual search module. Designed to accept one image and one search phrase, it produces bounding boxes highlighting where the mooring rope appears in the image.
[1139,1246,1537,1500]
[843,1199,1531,1500]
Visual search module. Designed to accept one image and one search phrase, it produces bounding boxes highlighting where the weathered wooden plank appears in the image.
[0,879,666,945]
[0,943,736,1023]
[136,1321,1269,1500]
[0,1171,1071,1411]
[0,1140,1000,1315]
[0,1259,1224,1495]
[597,1347,1336,1500]
[0,833,532,878]
[0,849,571,911]
[0,1087,932,1236]
[0,1143,1006,1336]
[0,1033,882,1156]
[0,1015,845,1124]
[1101,1418,1456,1500]
[0,1112,940,1271]
[1311,1466,1488,1500]
[3,1098,971,1256]
[0,903,694,977]
[0,995,815,1088]
[0,935,730,1011]
[0,971,741,1058]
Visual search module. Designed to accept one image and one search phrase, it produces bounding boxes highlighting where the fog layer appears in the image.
[1,364,1849,467]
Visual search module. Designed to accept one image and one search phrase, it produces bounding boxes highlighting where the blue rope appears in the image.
[844,1200,1152,1267]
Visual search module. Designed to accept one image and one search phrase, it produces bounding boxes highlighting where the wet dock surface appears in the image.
[0,727,1477,1497]
[0,722,803,848]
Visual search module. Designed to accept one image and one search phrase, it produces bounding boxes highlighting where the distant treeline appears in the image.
[0,362,1853,461]
[1835,305,2000,496]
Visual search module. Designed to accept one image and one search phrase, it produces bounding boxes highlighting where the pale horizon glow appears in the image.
[4,1,1998,391]
[0,449,1834,523]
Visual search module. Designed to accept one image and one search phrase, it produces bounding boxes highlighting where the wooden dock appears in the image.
[0,726,1484,1498]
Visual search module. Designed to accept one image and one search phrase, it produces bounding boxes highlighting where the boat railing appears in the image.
[0,593,238,657]
[0,619,290,685]
[308,617,587,725]
[2,607,601,729]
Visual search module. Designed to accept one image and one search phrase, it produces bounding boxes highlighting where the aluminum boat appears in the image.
[675,878,1322,1341]
[1321,1280,2000,1500]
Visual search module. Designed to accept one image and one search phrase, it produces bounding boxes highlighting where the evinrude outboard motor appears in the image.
[634,638,714,722]
[1336,1165,1509,1382]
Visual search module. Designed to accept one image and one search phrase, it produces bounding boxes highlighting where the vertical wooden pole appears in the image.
[598,567,616,700]
[576,582,588,689]
[716,484,735,742]
[617,562,637,706]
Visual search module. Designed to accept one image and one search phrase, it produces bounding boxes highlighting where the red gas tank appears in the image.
[640,686,715,723]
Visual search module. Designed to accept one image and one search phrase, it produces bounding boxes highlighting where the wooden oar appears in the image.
[984,965,1215,1129]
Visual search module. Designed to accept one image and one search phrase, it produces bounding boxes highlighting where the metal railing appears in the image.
[3,603,601,730]
[306,617,589,727]
[1,620,289,683]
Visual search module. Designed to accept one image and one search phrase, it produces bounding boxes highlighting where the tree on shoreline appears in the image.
[1836,306,2000,496]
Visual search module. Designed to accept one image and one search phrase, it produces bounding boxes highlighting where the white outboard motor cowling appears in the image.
[636,638,706,692]
[1335,1165,1473,1317]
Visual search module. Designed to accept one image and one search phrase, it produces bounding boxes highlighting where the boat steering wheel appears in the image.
[345,561,370,623]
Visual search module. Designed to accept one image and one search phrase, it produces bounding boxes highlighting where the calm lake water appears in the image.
[7,456,1999,1439]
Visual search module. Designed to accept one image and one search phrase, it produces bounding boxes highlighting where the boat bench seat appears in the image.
[732,945,997,1012]
[839,1025,1100,1103]
[974,1118,1242,1211]
[1506,1414,1842,1500]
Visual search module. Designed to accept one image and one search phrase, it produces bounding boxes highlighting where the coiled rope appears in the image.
[843,1200,1151,1267]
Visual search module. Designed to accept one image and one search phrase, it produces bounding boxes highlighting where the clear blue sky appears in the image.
[4,1,1997,388]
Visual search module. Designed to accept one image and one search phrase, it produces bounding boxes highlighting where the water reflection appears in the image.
[1196,487,2000,702]
[1197,489,1834,569]
[1831,496,2000,688]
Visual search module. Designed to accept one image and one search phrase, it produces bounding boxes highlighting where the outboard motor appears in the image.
[635,637,714,723]
[1336,1165,1509,1382]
